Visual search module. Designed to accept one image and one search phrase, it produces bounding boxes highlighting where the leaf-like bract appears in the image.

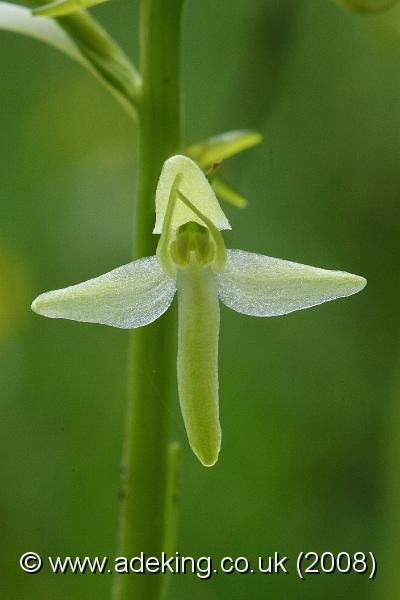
[212,176,248,209]
[33,0,109,18]
[0,2,140,114]
[185,130,263,167]
[0,2,84,60]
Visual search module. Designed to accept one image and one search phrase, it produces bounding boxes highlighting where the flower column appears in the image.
[113,1,184,599]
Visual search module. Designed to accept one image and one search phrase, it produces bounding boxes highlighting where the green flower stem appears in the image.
[113,1,184,599]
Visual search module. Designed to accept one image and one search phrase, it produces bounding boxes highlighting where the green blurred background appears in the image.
[1,0,400,598]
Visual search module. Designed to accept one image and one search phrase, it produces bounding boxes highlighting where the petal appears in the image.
[177,264,221,467]
[31,256,176,329]
[153,155,231,234]
[217,249,367,317]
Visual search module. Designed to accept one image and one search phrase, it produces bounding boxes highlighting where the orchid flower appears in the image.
[31,155,366,467]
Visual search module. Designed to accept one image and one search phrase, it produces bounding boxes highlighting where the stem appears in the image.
[113,1,184,599]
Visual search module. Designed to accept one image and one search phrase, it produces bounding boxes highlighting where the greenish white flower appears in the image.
[31,155,366,467]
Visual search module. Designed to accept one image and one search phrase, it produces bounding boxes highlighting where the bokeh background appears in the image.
[1,0,400,598]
